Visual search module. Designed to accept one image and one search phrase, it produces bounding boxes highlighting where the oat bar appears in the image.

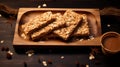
[53,10,82,40]
[31,13,66,40]
[21,11,53,35]
[73,14,90,36]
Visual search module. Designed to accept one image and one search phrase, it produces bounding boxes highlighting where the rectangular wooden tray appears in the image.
[13,8,102,46]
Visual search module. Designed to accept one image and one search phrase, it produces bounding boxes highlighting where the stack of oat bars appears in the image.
[20,10,90,42]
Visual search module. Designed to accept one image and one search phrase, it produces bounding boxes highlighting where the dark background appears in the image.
[0,0,120,8]
[0,0,120,67]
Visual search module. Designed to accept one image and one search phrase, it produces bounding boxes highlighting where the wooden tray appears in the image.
[13,8,102,46]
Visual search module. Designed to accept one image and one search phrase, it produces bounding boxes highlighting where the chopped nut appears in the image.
[42,3,47,7]
[87,39,90,41]
[38,5,41,8]
[28,53,33,57]
[42,61,47,66]
[107,24,111,27]
[26,50,34,57]
[0,14,2,17]
[60,56,64,59]
[89,54,95,60]
[79,39,84,41]
[7,51,13,55]
[0,40,4,43]
[86,64,89,67]
[89,36,94,40]
[6,51,13,59]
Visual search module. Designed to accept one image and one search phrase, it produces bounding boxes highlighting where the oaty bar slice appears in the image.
[73,14,90,36]
[21,11,53,35]
[31,13,66,40]
[54,10,82,40]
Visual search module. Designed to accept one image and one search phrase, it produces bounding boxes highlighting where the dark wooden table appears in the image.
[0,0,120,67]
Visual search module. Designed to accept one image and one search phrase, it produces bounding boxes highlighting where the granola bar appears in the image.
[73,14,90,36]
[31,13,66,40]
[53,10,82,40]
[21,11,53,35]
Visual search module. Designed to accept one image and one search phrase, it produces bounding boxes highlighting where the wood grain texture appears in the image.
[13,8,101,46]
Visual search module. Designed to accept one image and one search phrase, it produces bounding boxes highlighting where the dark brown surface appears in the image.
[0,0,120,67]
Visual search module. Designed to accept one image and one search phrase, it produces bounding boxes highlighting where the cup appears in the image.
[101,32,120,55]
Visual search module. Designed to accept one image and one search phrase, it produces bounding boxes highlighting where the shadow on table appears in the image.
[13,45,99,54]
